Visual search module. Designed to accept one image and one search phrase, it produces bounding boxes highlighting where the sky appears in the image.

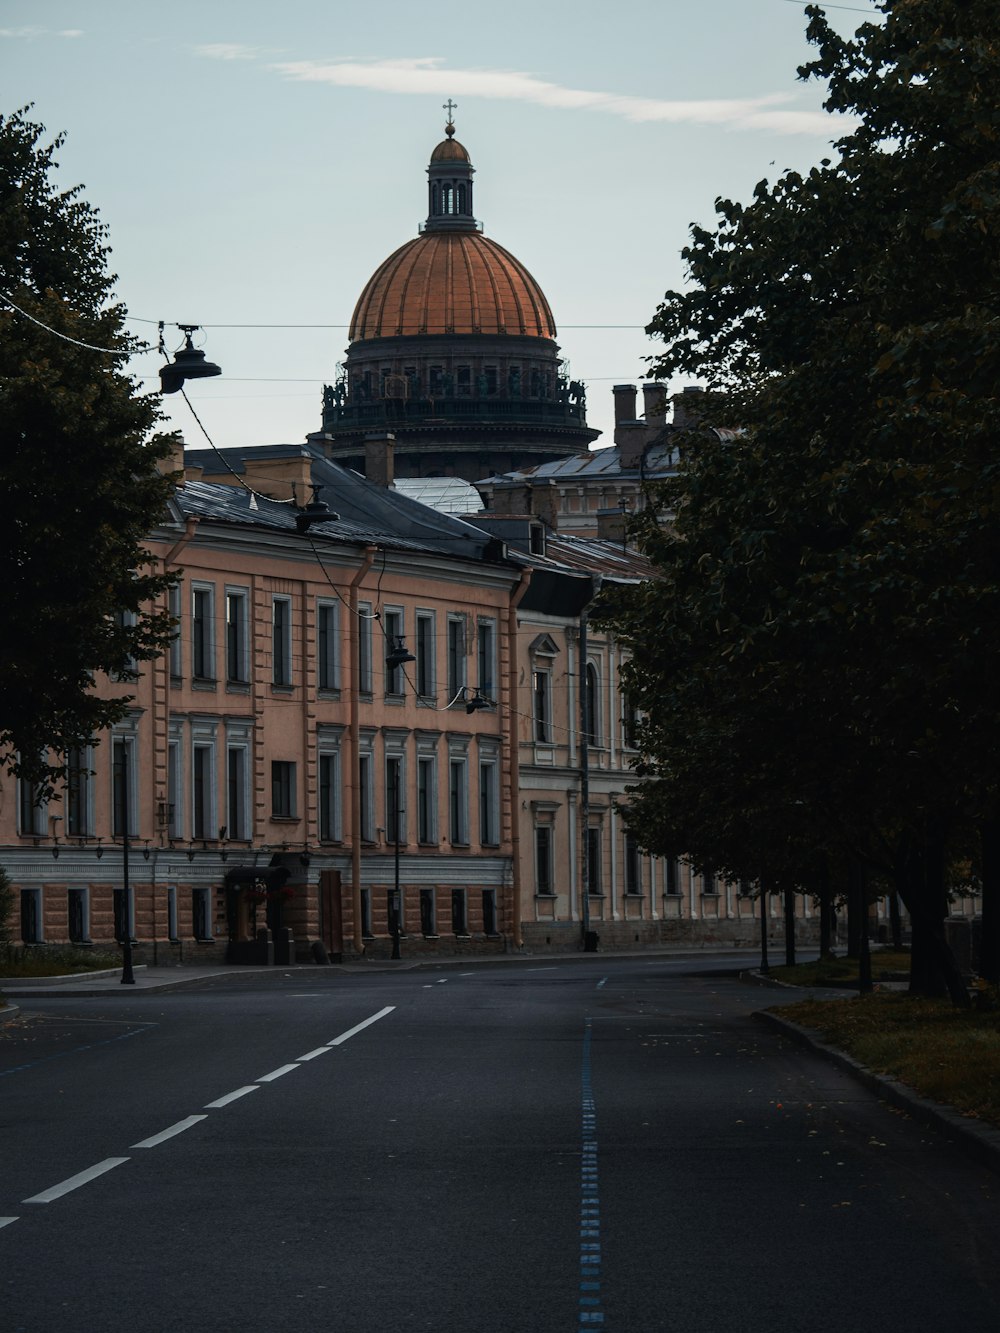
[1,0,882,453]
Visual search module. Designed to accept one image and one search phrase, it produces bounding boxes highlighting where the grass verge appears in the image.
[767,950,912,987]
[775,990,1000,1129]
[0,945,122,978]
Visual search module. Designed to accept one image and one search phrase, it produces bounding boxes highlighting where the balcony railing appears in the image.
[321,395,589,433]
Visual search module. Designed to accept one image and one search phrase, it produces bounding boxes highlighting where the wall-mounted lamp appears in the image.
[52,844,60,860]
[95,840,104,859]
[187,844,197,862]
[142,840,151,861]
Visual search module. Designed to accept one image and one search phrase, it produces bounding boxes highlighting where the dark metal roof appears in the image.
[179,445,508,563]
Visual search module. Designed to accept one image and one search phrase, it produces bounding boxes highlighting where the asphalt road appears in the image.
[2,955,999,1332]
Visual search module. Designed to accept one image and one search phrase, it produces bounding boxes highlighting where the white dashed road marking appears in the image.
[204,1085,259,1109]
[132,1116,208,1149]
[257,1063,301,1083]
[24,1157,130,1204]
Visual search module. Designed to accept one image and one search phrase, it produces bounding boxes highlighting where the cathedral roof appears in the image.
[349,231,557,340]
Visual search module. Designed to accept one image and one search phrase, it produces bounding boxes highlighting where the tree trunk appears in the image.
[897,827,970,1008]
[979,819,1000,985]
[784,885,796,967]
[889,891,902,951]
[846,869,861,959]
[853,862,872,995]
[818,861,834,958]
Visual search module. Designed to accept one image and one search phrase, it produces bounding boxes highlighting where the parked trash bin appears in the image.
[584,931,599,953]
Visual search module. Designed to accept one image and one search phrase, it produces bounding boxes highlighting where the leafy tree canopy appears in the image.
[0,107,177,794]
[600,0,1000,926]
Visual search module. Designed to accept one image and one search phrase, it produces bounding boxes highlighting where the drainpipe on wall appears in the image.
[349,548,377,956]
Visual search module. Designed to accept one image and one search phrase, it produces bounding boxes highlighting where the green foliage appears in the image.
[599,2,1000,964]
[0,943,122,977]
[0,107,178,795]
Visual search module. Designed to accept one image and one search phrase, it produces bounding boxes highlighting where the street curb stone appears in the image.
[755,1006,1000,1179]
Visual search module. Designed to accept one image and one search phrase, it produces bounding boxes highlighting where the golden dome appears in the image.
[349,231,557,340]
[430,135,471,163]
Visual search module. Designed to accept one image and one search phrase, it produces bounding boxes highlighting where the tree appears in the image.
[601,1,1000,1003]
[0,107,177,795]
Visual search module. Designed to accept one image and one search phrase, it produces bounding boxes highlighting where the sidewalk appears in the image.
[0,944,759,1000]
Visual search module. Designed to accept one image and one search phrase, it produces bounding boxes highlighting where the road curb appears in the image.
[755,1007,1000,1179]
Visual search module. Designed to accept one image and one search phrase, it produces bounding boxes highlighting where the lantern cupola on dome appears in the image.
[425,111,477,233]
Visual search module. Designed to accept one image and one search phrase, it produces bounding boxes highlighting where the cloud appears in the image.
[266,56,846,137]
[194,42,261,61]
[0,26,82,38]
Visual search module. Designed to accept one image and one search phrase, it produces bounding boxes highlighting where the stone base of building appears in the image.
[520,918,824,953]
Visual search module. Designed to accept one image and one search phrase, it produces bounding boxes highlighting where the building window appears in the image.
[192,886,212,941]
[625,833,641,896]
[66,746,92,837]
[317,600,340,691]
[111,736,138,838]
[535,826,553,895]
[702,868,718,896]
[479,757,499,846]
[665,858,681,896]
[192,743,215,839]
[447,616,466,700]
[420,888,436,937]
[192,584,215,680]
[358,752,374,841]
[168,582,182,678]
[383,607,405,697]
[385,754,405,845]
[358,602,373,694]
[451,888,469,936]
[360,888,374,940]
[319,751,342,842]
[167,738,183,840]
[457,366,471,396]
[18,770,47,836]
[449,757,468,845]
[226,589,249,684]
[622,692,641,749]
[587,827,603,895]
[272,596,292,687]
[20,888,42,943]
[482,888,498,937]
[416,612,435,698]
[271,760,296,818]
[585,664,600,745]
[477,619,496,694]
[529,524,545,557]
[226,746,249,841]
[533,670,552,743]
[417,755,437,844]
[113,887,135,943]
[67,887,89,943]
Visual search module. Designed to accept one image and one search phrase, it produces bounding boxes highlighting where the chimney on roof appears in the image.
[613,384,637,431]
[643,383,668,430]
[596,507,627,546]
[364,431,395,488]
[672,385,705,430]
[617,421,648,470]
[156,436,187,481]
